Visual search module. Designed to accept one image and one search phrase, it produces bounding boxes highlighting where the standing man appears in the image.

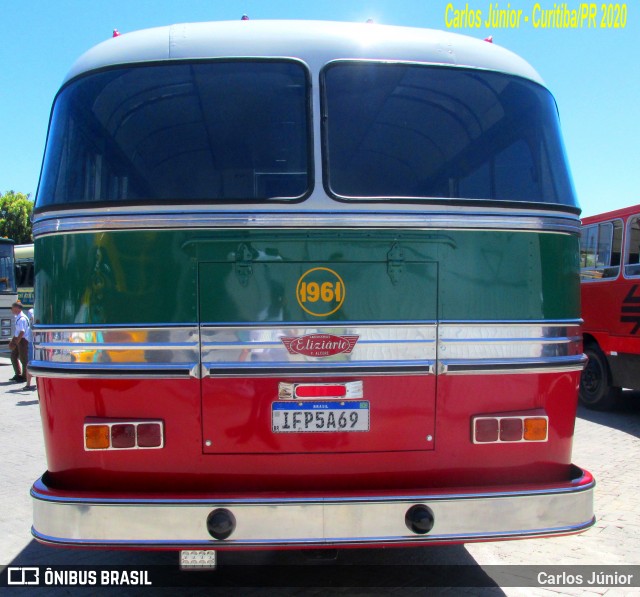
[8,300,32,387]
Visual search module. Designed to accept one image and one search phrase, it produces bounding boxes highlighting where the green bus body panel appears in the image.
[34,229,579,325]
[198,261,438,323]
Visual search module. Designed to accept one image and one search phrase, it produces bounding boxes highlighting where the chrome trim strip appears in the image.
[29,364,434,379]
[32,326,199,372]
[29,366,193,380]
[438,323,582,374]
[32,211,581,237]
[438,322,584,375]
[30,471,594,504]
[442,356,587,376]
[200,324,437,372]
[34,326,198,342]
[206,367,435,378]
[31,322,584,377]
[31,474,594,547]
[33,520,596,548]
[202,360,437,371]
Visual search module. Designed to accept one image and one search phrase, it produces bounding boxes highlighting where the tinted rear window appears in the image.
[322,62,577,208]
[36,61,311,209]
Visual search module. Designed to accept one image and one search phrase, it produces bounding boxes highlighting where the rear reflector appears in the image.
[84,420,164,450]
[472,413,548,444]
[85,425,110,450]
[524,417,549,441]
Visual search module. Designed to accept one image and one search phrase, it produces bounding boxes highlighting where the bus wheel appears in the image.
[579,344,621,410]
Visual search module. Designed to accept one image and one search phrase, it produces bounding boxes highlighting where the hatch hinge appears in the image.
[234,243,254,287]
[387,243,405,285]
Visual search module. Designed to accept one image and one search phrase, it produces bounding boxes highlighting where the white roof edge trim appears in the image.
[63,20,545,88]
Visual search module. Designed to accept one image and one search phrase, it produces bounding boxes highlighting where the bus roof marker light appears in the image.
[112,29,120,38]
[241,15,249,21]
[484,35,493,43]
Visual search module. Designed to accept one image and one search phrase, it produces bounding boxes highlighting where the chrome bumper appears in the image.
[31,470,595,548]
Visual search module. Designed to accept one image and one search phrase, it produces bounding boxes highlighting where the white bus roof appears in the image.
[14,244,34,260]
[64,20,544,87]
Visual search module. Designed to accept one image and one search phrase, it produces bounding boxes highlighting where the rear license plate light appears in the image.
[180,550,216,570]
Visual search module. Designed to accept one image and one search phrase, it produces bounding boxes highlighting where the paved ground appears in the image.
[1,353,639,595]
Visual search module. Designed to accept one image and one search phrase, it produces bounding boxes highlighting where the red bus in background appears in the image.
[580,204,640,409]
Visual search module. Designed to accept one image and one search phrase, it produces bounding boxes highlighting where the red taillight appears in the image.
[295,384,347,399]
[474,418,499,443]
[111,424,136,449]
[137,423,163,448]
[500,418,523,442]
[279,381,363,400]
[84,420,164,450]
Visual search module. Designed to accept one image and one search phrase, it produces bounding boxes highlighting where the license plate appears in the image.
[272,401,370,433]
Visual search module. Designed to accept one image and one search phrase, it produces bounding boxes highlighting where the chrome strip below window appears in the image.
[32,210,581,237]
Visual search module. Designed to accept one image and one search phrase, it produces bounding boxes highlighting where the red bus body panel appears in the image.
[38,370,579,493]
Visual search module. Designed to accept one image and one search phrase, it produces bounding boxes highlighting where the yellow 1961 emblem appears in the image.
[296,267,346,317]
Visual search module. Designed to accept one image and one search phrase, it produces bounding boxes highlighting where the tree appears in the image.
[0,191,34,244]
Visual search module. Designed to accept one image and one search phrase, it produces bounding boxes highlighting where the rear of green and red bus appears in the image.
[30,26,594,550]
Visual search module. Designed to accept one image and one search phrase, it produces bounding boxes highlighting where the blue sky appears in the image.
[0,0,637,216]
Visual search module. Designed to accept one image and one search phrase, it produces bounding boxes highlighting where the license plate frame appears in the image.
[272,400,370,433]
